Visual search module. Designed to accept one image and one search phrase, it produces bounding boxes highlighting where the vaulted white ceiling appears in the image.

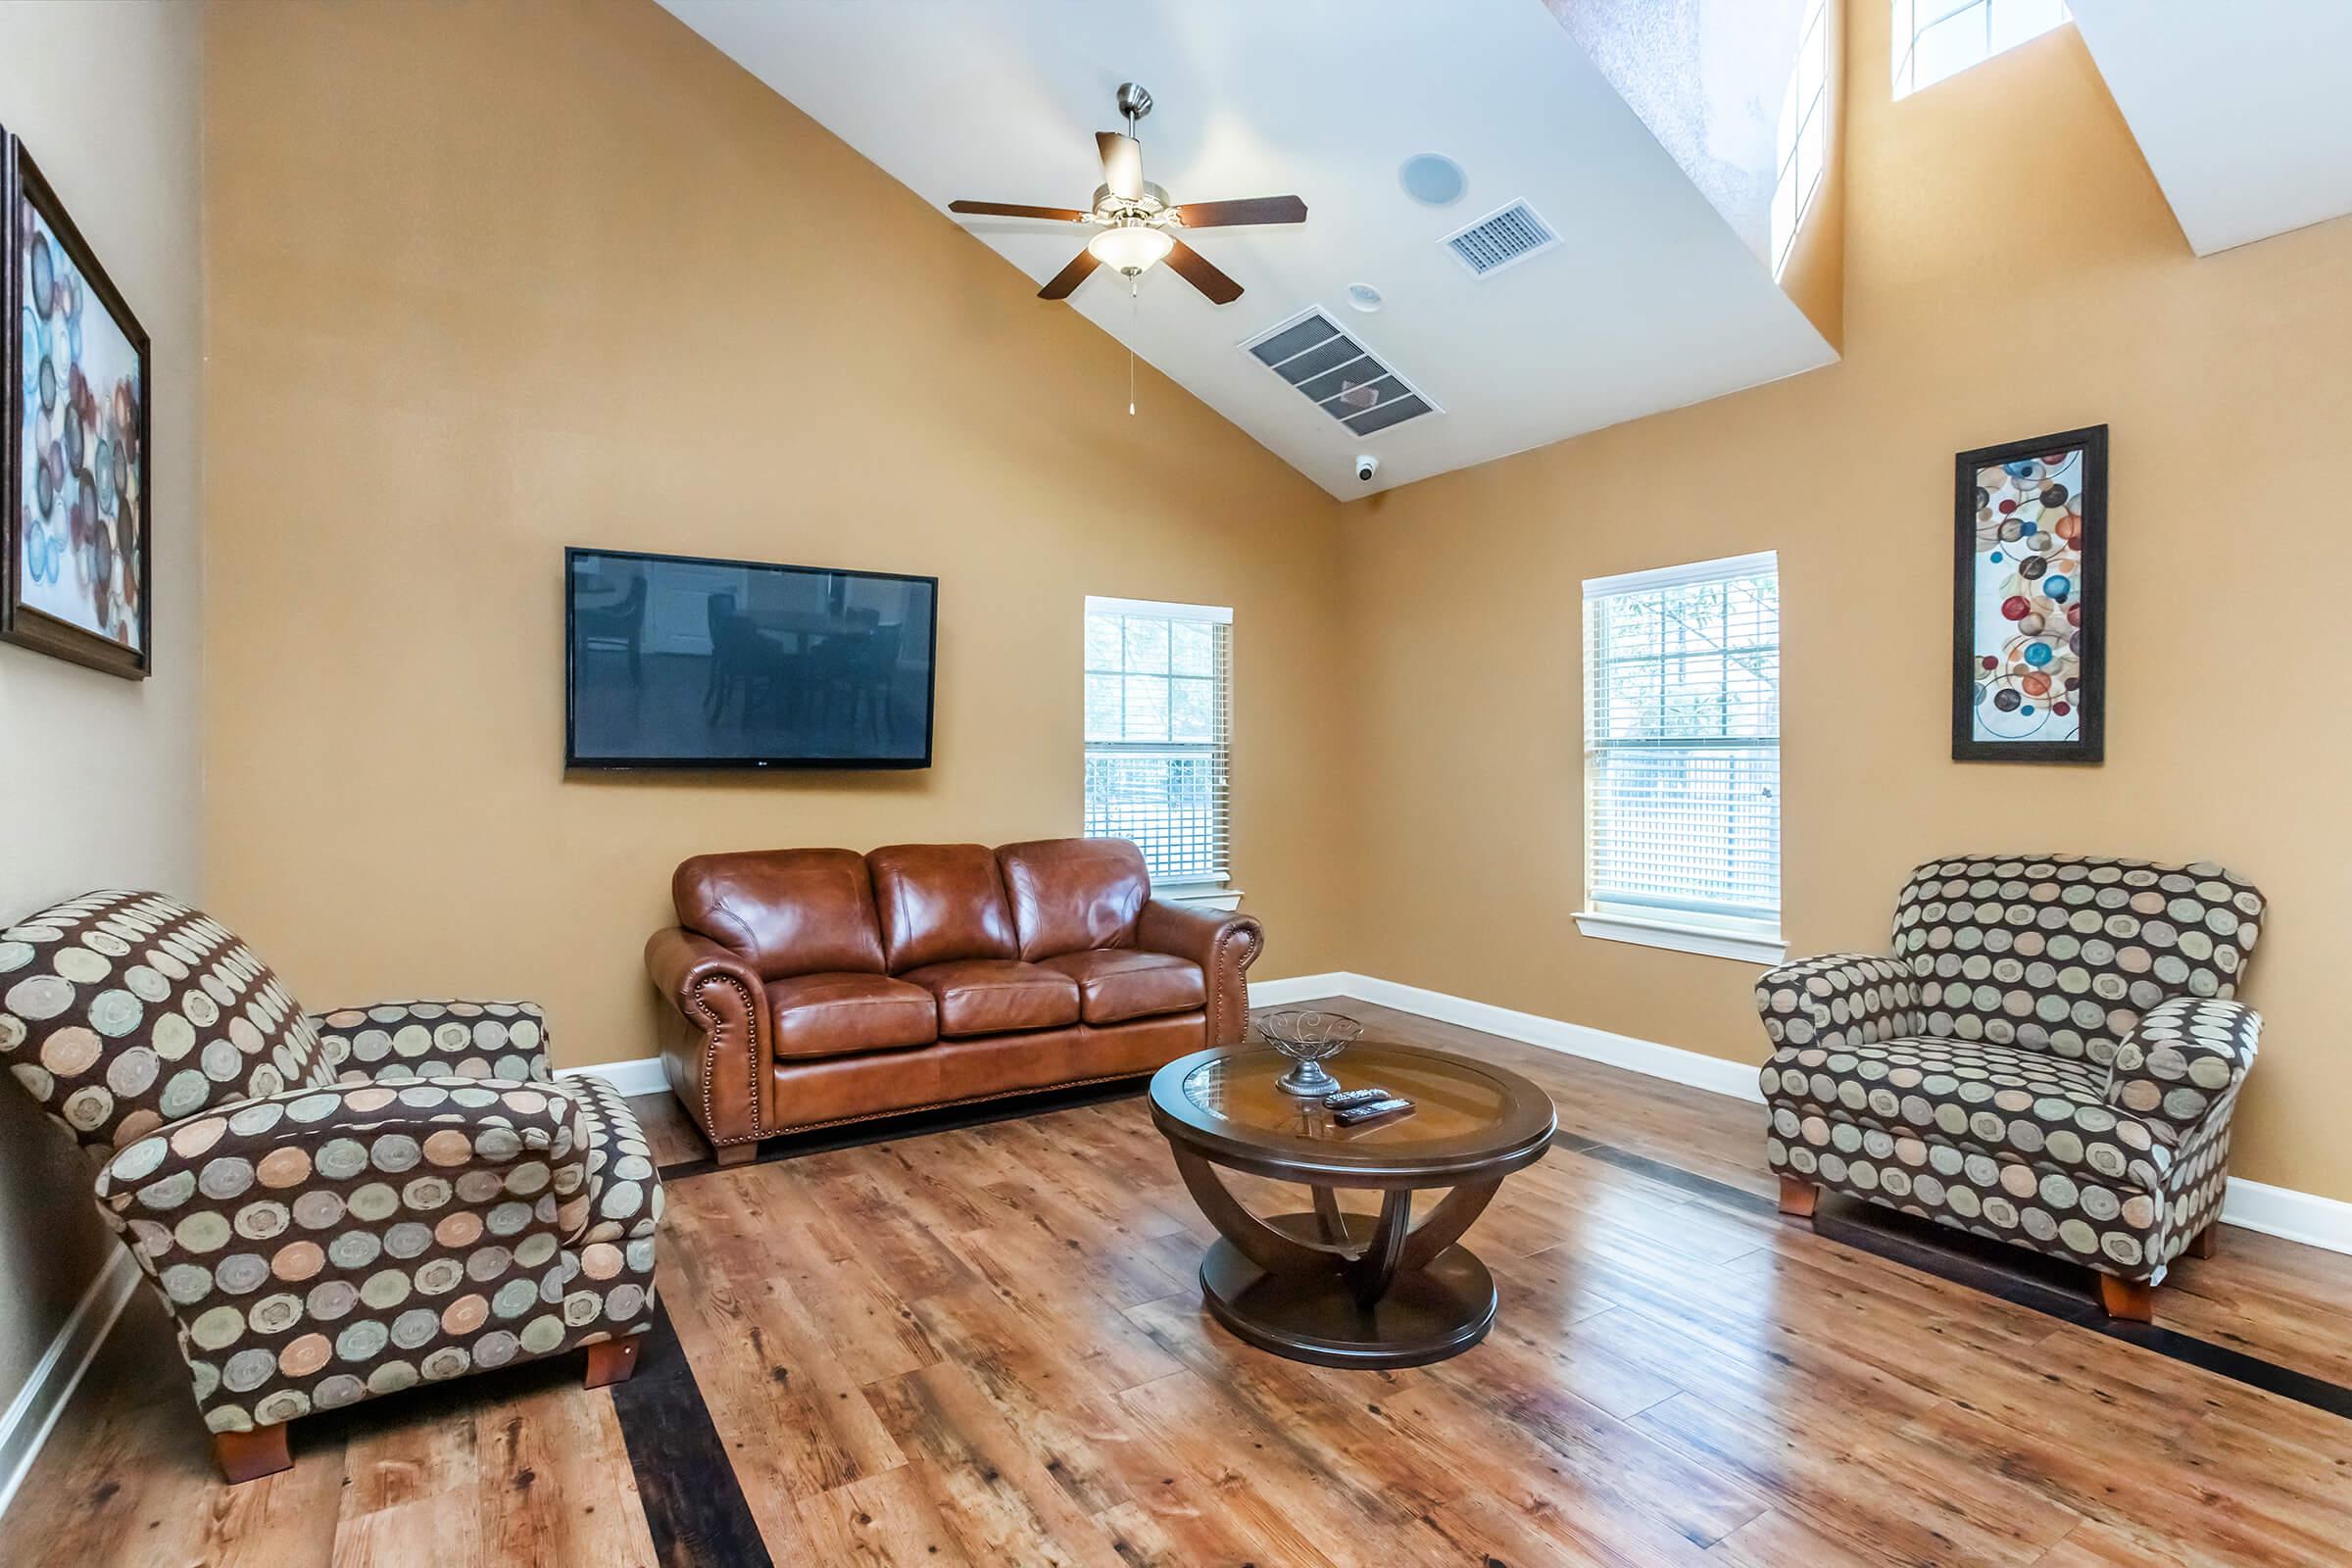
[657,0,1834,498]
[2071,0,2352,256]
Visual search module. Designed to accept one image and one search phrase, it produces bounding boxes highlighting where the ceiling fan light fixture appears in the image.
[1088,222,1175,276]
[950,84,1301,305]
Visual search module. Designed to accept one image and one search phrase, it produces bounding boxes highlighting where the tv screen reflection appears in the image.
[566,548,937,768]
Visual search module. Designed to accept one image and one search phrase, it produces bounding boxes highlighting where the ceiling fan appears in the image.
[949,82,1306,306]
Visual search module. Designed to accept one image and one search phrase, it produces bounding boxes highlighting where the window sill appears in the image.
[1156,885,1243,912]
[1572,910,1786,965]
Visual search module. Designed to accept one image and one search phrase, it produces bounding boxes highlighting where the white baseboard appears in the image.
[1254,970,2352,1257]
[1331,972,1769,1103]
[0,1249,139,1522]
[1247,972,1353,1006]
[2218,1176,2352,1254]
[558,1056,668,1098]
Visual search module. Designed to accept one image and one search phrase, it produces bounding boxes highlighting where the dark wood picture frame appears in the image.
[1951,423,2107,763]
[3,131,154,679]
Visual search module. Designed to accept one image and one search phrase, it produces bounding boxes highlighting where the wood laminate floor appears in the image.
[8,999,2352,1566]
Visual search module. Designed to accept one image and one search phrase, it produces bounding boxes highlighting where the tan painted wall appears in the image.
[1341,7,2352,1202]
[201,0,1351,1070]
[201,0,2352,1211]
[0,0,205,1426]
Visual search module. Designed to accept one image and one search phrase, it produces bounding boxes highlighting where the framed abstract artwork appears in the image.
[4,131,152,679]
[1951,423,2106,763]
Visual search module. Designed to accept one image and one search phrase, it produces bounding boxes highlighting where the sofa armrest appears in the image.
[1136,899,1263,1047]
[645,928,767,1150]
[2107,997,2260,1149]
[1755,952,1922,1052]
[313,1000,552,1084]
[92,1077,596,1430]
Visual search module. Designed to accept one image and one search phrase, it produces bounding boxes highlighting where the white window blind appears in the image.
[1583,554,1781,934]
[1084,597,1231,885]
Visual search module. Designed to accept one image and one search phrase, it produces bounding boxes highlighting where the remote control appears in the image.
[1332,1097,1414,1127]
[1322,1087,1392,1109]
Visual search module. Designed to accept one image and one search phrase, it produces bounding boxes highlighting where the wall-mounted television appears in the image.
[564,547,938,770]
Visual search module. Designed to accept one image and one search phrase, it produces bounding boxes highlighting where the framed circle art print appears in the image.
[4,128,153,680]
[1951,424,2106,764]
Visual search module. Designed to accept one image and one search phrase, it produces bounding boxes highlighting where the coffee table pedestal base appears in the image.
[1198,1213,1497,1370]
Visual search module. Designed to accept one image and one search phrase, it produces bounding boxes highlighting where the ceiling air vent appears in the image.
[1443,200,1558,276]
[1241,309,1442,439]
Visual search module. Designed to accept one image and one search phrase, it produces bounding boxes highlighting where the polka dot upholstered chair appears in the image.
[0,892,662,1483]
[1757,856,2263,1323]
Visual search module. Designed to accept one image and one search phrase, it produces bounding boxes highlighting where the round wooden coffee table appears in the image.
[1149,1041,1556,1368]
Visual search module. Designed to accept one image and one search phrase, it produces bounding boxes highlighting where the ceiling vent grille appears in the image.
[1240,309,1442,439]
[1443,200,1559,276]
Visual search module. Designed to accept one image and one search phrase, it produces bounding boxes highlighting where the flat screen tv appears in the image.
[564,547,938,769]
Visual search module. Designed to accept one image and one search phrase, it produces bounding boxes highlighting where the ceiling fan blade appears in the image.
[1163,236,1242,305]
[1038,246,1102,300]
[948,200,1089,221]
[1173,196,1308,228]
[1097,130,1144,201]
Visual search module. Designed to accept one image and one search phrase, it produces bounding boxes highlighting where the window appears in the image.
[1084,597,1232,890]
[1577,554,1784,963]
[1771,0,1832,277]
[1892,0,2068,100]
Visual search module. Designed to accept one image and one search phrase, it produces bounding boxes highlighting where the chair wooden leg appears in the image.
[214,1422,292,1484]
[2185,1222,2220,1259]
[584,1337,642,1389]
[713,1140,758,1167]
[2098,1275,2156,1323]
[1777,1176,1819,1218]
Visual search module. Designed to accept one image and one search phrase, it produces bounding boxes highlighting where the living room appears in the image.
[3,0,2348,1563]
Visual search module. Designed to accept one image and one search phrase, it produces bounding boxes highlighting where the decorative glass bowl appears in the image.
[1255,1008,1365,1097]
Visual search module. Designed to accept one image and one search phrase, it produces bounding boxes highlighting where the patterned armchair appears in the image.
[0,892,662,1482]
[1756,856,2264,1322]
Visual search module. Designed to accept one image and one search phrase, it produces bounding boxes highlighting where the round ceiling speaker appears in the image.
[1398,153,1467,207]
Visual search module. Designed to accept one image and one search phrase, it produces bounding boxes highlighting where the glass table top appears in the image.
[1179,1042,1515,1150]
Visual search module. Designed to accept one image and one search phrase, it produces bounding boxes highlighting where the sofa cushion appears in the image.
[0,890,333,1153]
[1039,950,1202,1025]
[1760,1035,2175,1192]
[996,839,1149,960]
[765,1011,1204,1131]
[868,845,1018,972]
[766,972,938,1059]
[674,849,886,979]
[900,959,1080,1038]
[1890,856,2266,1067]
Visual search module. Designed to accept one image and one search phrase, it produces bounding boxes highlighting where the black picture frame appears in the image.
[1951,423,2107,763]
[564,544,941,771]
[3,132,154,679]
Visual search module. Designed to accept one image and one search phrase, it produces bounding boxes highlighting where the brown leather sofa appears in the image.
[645,837,1262,1161]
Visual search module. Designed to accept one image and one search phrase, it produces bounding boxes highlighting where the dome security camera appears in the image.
[1354,454,1380,483]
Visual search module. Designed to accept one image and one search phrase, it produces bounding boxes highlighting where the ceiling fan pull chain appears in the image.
[1129,281,1140,416]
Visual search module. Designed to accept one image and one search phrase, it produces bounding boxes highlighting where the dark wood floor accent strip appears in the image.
[1553,1129,2352,1421]
[1552,1132,1778,1214]
[658,1075,1152,1182]
[2098,1322,2352,1418]
[608,1302,773,1568]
